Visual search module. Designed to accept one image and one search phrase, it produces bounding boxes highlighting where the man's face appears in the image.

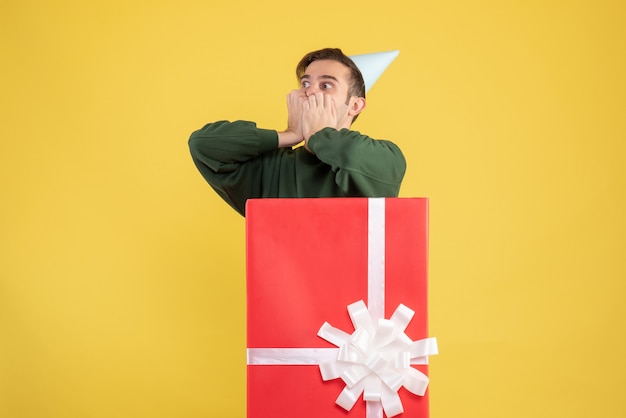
[300,59,353,110]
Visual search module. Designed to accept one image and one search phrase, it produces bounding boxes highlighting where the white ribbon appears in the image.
[317,300,438,417]
[246,198,438,418]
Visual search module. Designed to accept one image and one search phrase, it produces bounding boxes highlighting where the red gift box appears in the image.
[246,198,436,418]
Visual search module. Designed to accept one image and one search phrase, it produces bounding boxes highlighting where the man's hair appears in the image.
[296,47,366,104]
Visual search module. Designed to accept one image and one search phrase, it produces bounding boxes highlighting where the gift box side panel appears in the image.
[385,198,429,339]
[248,366,354,418]
[246,198,369,348]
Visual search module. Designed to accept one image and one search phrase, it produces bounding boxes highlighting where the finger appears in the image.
[324,93,334,110]
[288,91,298,106]
[315,92,324,107]
[288,90,301,102]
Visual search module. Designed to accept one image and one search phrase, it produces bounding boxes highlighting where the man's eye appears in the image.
[302,81,310,88]
[322,83,332,89]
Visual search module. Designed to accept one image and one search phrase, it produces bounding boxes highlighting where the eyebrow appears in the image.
[300,74,339,82]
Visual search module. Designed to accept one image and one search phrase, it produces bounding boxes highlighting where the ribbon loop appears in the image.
[318,321,351,347]
[319,360,341,381]
[400,367,430,396]
[371,318,397,349]
[336,383,363,411]
[348,300,375,336]
[363,375,382,401]
[410,337,439,358]
[381,385,404,417]
[389,303,415,332]
[378,369,404,392]
[395,351,411,369]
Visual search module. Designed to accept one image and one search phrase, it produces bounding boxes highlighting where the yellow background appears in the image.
[1,0,625,417]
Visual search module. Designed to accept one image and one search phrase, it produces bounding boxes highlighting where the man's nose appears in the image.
[305,85,319,96]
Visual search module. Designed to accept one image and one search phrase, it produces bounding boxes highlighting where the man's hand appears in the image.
[302,93,350,152]
[278,90,306,148]
[302,93,336,141]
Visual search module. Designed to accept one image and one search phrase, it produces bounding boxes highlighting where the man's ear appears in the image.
[348,97,366,117]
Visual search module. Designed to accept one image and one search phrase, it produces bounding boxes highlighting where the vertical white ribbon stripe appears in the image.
[367,198,386,322]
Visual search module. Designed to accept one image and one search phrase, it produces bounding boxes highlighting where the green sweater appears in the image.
[188,120,406,216]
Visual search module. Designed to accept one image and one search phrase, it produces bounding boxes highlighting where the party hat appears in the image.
[349,50,400,93]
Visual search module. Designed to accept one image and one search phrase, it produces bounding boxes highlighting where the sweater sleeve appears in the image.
[307,127,406,197]
[188,120,278,171]
[188,120,279,215]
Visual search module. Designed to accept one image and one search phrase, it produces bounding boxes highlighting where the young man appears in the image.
[188,48,406,216]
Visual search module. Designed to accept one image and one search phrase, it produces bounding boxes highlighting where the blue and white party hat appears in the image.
[349,50,400,93]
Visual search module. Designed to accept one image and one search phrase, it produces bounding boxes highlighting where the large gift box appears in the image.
[246,198,437,418]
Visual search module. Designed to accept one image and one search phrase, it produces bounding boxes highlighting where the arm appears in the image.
[189,91,307,171]
[307,128,407,197]
[299,93,406,196]
[188,120,279,215]
[187,92,306,215]
[188,120,278,171]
